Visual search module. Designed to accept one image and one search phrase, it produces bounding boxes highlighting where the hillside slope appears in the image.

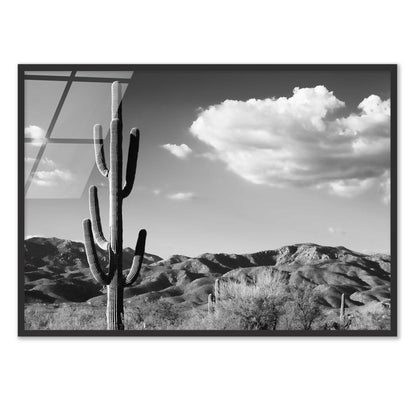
[23,238,391,310]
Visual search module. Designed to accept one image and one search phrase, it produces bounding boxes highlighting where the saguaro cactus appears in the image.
[82,81,146,330]
[340,292,345,323]
[207,278,221,315]
[208,293,214,314]
[214,278,220,303]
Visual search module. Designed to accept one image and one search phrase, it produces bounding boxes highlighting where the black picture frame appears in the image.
[18,64,397,337]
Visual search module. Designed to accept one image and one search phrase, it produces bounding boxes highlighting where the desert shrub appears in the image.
[25,301,184,331]
[125,298,184,330]
[24,304,106,330]
[179,307,229,330]
[347,303,391,330]
[180,277,325,331]
[218,294,283,330]
[209,276,286,330]
[320,300,391,331]
[282,283,323,330]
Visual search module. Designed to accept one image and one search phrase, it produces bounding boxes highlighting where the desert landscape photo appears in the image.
[21,66,394,333]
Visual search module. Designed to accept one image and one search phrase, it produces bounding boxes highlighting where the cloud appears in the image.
[380,170,391,204]
[25,125,46,146]
[327,178,376,198]
[161,143,192,159]
[25,156,57,169]
[190,86,390,202]
[196,152,220,161]
[152,189,161,195]
[25,155,72,187]
[167,192,195,201]
[32,169,73,187]
[328,227,346,235]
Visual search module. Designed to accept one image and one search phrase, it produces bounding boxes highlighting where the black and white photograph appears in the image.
[6,2,416,415]
[19,65,396,335]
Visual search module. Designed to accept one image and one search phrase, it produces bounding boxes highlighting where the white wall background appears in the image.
[1,1,413,414]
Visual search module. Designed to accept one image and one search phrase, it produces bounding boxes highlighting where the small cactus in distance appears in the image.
[340,292,345,323]
[207,278,221,315]
[208,293,214,314]
[214,278,220,303]
[82,81,146,330]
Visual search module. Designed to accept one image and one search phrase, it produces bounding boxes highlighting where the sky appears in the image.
[24,68,391,258]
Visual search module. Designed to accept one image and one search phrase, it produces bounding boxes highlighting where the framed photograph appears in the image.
[18,64,397,336]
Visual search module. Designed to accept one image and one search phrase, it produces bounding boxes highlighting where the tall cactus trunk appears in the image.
[107,278,124,330]
[82,81,147,331]
[107,89,123,330]
[107,112,123,329]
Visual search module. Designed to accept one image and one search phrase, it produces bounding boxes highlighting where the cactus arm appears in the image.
[122,128,140,199]
[83,219,114,285]
[93,124,109,177]
[89,186,109,250]
[107,241,116,281]
[124,229,147,287]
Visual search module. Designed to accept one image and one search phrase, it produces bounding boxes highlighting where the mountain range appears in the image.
[23,237,391,311]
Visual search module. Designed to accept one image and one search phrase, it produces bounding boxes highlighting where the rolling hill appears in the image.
[23,237,391,312]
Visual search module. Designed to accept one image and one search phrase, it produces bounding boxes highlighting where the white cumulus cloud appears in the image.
[190,86,390,202]
[33,169,73,187]
[25,156,57,169]
[161,143,192,159]
[167,192,195,201]
[327,178,376,198]
[25,125,46,146]
[26,155,72,187]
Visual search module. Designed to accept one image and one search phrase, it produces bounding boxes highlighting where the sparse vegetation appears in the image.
[125,299,184,330]
[25,278,391,331]
[24,237,391,332]
[25,304,107,330]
